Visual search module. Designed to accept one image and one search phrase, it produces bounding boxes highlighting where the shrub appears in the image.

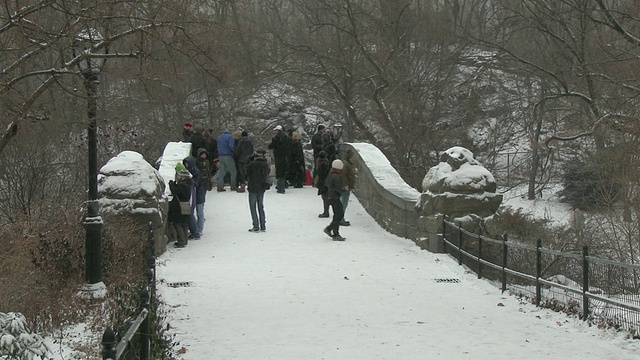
[0,312,51,359]
[558,152,622,209]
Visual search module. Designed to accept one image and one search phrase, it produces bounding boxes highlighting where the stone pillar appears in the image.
[415,146,502,249]
[98,151,168,255]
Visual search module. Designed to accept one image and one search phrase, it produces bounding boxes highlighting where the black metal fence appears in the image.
[101,222,157,360]
[442,217,640,336]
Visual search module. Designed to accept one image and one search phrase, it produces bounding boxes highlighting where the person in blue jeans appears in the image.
[183,155,205,239]
[244,150,270,232]
[216,129,237,192]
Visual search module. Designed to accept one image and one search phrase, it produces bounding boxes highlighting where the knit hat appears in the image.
[332,159,344,170]
[184,122,192,127]
[273,125,283,131]
[241,130,248,137]
[177,169,191,179]
[175,162,186,174]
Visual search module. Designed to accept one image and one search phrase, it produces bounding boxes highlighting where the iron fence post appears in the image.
[101,327,116,360]
[477,228,483,279]
[582,245,590,321]
[535,239,542,307]
[140,288,151,360]
[442,216,447,252]
[457,223,463,265]
[147,222,156,298]
[501,234,508,293]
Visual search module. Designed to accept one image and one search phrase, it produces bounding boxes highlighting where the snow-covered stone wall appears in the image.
[344,143,422,242]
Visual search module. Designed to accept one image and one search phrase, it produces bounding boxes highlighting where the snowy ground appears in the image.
[156,186,640,360]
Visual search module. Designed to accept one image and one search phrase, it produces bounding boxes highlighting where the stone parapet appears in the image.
[342,143,436,249]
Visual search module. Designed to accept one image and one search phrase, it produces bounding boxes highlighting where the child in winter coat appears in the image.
[323,159,345,241]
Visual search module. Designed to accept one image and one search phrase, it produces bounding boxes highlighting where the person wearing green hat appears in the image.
[175,162,187,181]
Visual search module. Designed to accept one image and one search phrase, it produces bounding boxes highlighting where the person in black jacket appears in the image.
[189,125,206,158]
[268,125,289,194]
[323,159,345,241]
[203,129,218,179]
[321,130,337,162]
[287,131,305,188]
[244,149,270,232]
[315,151,331,218]
[234,130,254,193]
[311,124,325,161]
[168,169,193,247]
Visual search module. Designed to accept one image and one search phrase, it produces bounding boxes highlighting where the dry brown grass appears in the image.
[0,209,149,339]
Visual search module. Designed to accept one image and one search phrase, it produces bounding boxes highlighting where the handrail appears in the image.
[101,222,156,360]
[115,307,150,359]
[442,216,640,335]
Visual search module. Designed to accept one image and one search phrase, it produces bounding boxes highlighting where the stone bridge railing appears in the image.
[341,143,442,252]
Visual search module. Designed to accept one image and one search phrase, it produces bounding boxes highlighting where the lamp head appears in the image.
[73,28,108,78]
[333,123,343,137]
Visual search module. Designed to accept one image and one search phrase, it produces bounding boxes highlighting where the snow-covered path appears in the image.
[156,186,639,360]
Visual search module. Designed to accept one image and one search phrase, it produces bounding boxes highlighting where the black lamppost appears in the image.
[74,29,108,291]
[333,123,343,140]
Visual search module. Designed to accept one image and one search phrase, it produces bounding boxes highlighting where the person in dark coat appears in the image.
[168,168,193,247]
[203,129,218,183]
[196,148,212,191]
[234,130,254,193]
[183,122,194,142]
[321,130,337,163]
[268,125,289,194]
[311,124,326,160]
[245,149,270,232]
[183,155,205,239]
[190,125,206,158]
[323,159,345,241]
[315,151,331,218]
[287,131,305,188]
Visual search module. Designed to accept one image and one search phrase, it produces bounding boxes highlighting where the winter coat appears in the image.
[315,156,330,196]
[168,177,192,223]
[341,151,357,190]
[183,155,206,204]
[190,132,205,157]
[287,140,305,184]
[235,136,255,163]
[203,133,218,159]
[321,133,336,162]
[311,131,324,159]
[217,131,235,156]
[324,169,344,200]
[245,156,270,193]
[182,128,193,142]
[268,132,289,178]
[196,148,212,191]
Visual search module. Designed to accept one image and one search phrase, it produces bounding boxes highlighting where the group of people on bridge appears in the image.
[167,122,357,246]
